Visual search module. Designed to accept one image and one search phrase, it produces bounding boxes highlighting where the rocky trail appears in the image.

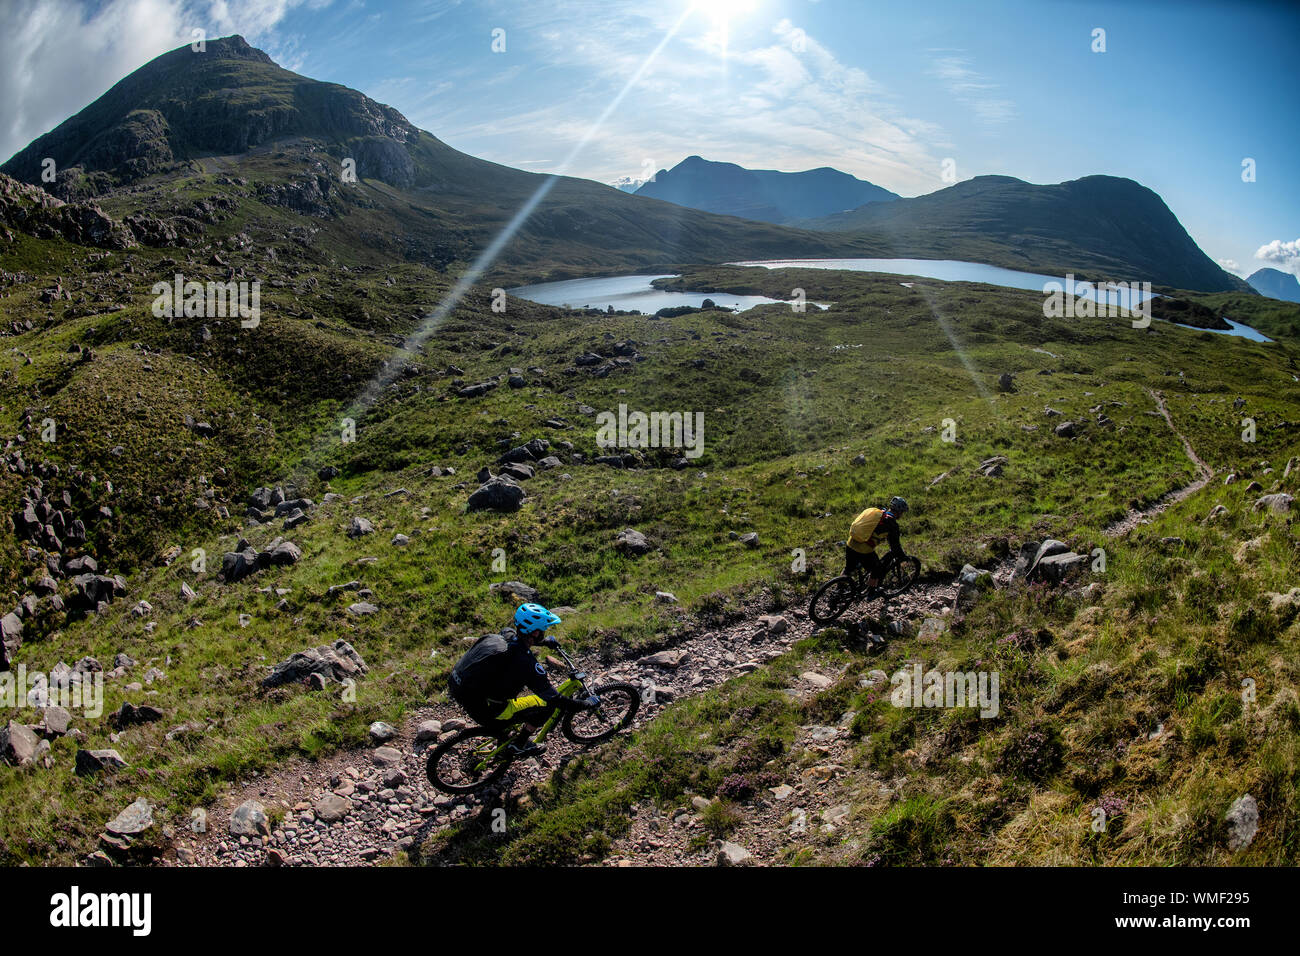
[1104,388,1215,536]
[171,570,969,868]
[168,393,1219,868]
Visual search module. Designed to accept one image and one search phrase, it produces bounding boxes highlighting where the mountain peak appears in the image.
[2,35,421,196]
[636,155,898,224]
[1247,267,1300,303]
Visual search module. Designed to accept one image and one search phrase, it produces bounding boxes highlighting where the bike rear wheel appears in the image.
[561,682,640,743]
[426,728,511,794]
[877,556,922,598]
[810,575,860,624]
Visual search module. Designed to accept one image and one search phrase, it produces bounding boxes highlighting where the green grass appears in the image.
[3,190,1300,866]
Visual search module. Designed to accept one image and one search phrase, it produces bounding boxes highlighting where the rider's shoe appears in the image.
[505,740,546,759]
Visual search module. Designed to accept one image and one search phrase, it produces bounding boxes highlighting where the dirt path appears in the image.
[173,388,1213,867]
[1104,388,1214,536]
[171,571,963,867]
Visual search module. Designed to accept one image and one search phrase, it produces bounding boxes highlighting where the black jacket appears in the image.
[450,627,565,709]
[878,513,904,557]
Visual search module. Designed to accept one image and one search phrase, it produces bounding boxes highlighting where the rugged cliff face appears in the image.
[0,171,136,248]
[1,35,422,196]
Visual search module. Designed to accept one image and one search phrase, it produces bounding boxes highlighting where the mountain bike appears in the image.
[808,550,922,624]
[427,646,640,795]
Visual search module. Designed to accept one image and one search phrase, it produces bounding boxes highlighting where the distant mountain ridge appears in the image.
[635,155,899,224]
[1247,267,1300,303]
[1,36,878,276]
[796,174,1248,293]
[1,37,1248,293]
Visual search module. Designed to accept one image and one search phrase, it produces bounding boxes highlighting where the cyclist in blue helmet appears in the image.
[448,602,598,757]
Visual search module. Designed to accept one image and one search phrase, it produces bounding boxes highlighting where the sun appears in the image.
[696,0,758,23]
[692,0,758,57]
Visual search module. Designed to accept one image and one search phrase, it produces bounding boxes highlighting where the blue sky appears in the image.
[3,0,1297,277]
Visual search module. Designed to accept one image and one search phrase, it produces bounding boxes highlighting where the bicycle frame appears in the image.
[464,648,591,769]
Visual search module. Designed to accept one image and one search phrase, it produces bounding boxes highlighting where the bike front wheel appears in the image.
[426,728,511,794]
[809,575,859,624]
[561,682,640,744]
[877,556,922,598]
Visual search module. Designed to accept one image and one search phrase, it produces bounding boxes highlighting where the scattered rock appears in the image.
[715,841,753,866]
[263,640,367,688]
[1253,493,1293,515]
[615,528,652,556]
[229,800,269,836]
[105,797,154,836]
[75,749,128,775]
[1225,794,1258,851]
[467,476,526,513]
[314,793,353,823]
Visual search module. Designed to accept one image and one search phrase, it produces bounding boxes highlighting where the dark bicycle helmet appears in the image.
[887,496,909,516]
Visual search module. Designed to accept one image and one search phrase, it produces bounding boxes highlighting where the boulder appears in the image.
[1011,540,1041,581]
[105,798,154,836]
[954,564,993,611]
[1054,420,1079,438]
[715,841,753,866]
[263,640,367,688]
[314,793,353,823]
[1025,539,1069,581]
[1252,493,1293,515]
[229,800,269,836]
[489,580,540,603]
[977,455,1008,478]
[221,548,259,583]
[500,462,535,481]
[40,705,71,737]
[638,650,688,669]
[615,528,652,556]
[348,516,375,537]
[1225,794,1258,851]
[110,702,165,729]
[0,720,39,765]
[75,749,128,776]
[1036,552,1090,582]
[467,476,526,513]
[415,720,442,744]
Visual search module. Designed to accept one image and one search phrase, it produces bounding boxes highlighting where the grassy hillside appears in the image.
[2,233,1297,864]
[795,175,1249,294]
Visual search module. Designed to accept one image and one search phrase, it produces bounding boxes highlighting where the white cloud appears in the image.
[927,51,1016,128]
[443,7,949,196]
[1217,258,1242,276]
[1255,238,1300,272]
[0,0,326,164]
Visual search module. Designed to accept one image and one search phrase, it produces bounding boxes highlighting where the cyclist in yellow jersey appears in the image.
[845,496,909,587]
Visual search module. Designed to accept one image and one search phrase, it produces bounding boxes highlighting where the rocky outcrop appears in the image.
[263,640,367,688]
[0,172,136,248]
[467,475,525,513]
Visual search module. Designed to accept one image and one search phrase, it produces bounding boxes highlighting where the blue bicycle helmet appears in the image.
[514,603,561,634]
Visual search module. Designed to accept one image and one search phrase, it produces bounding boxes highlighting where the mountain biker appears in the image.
[448,603,598,758]
[845,496,909,589]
